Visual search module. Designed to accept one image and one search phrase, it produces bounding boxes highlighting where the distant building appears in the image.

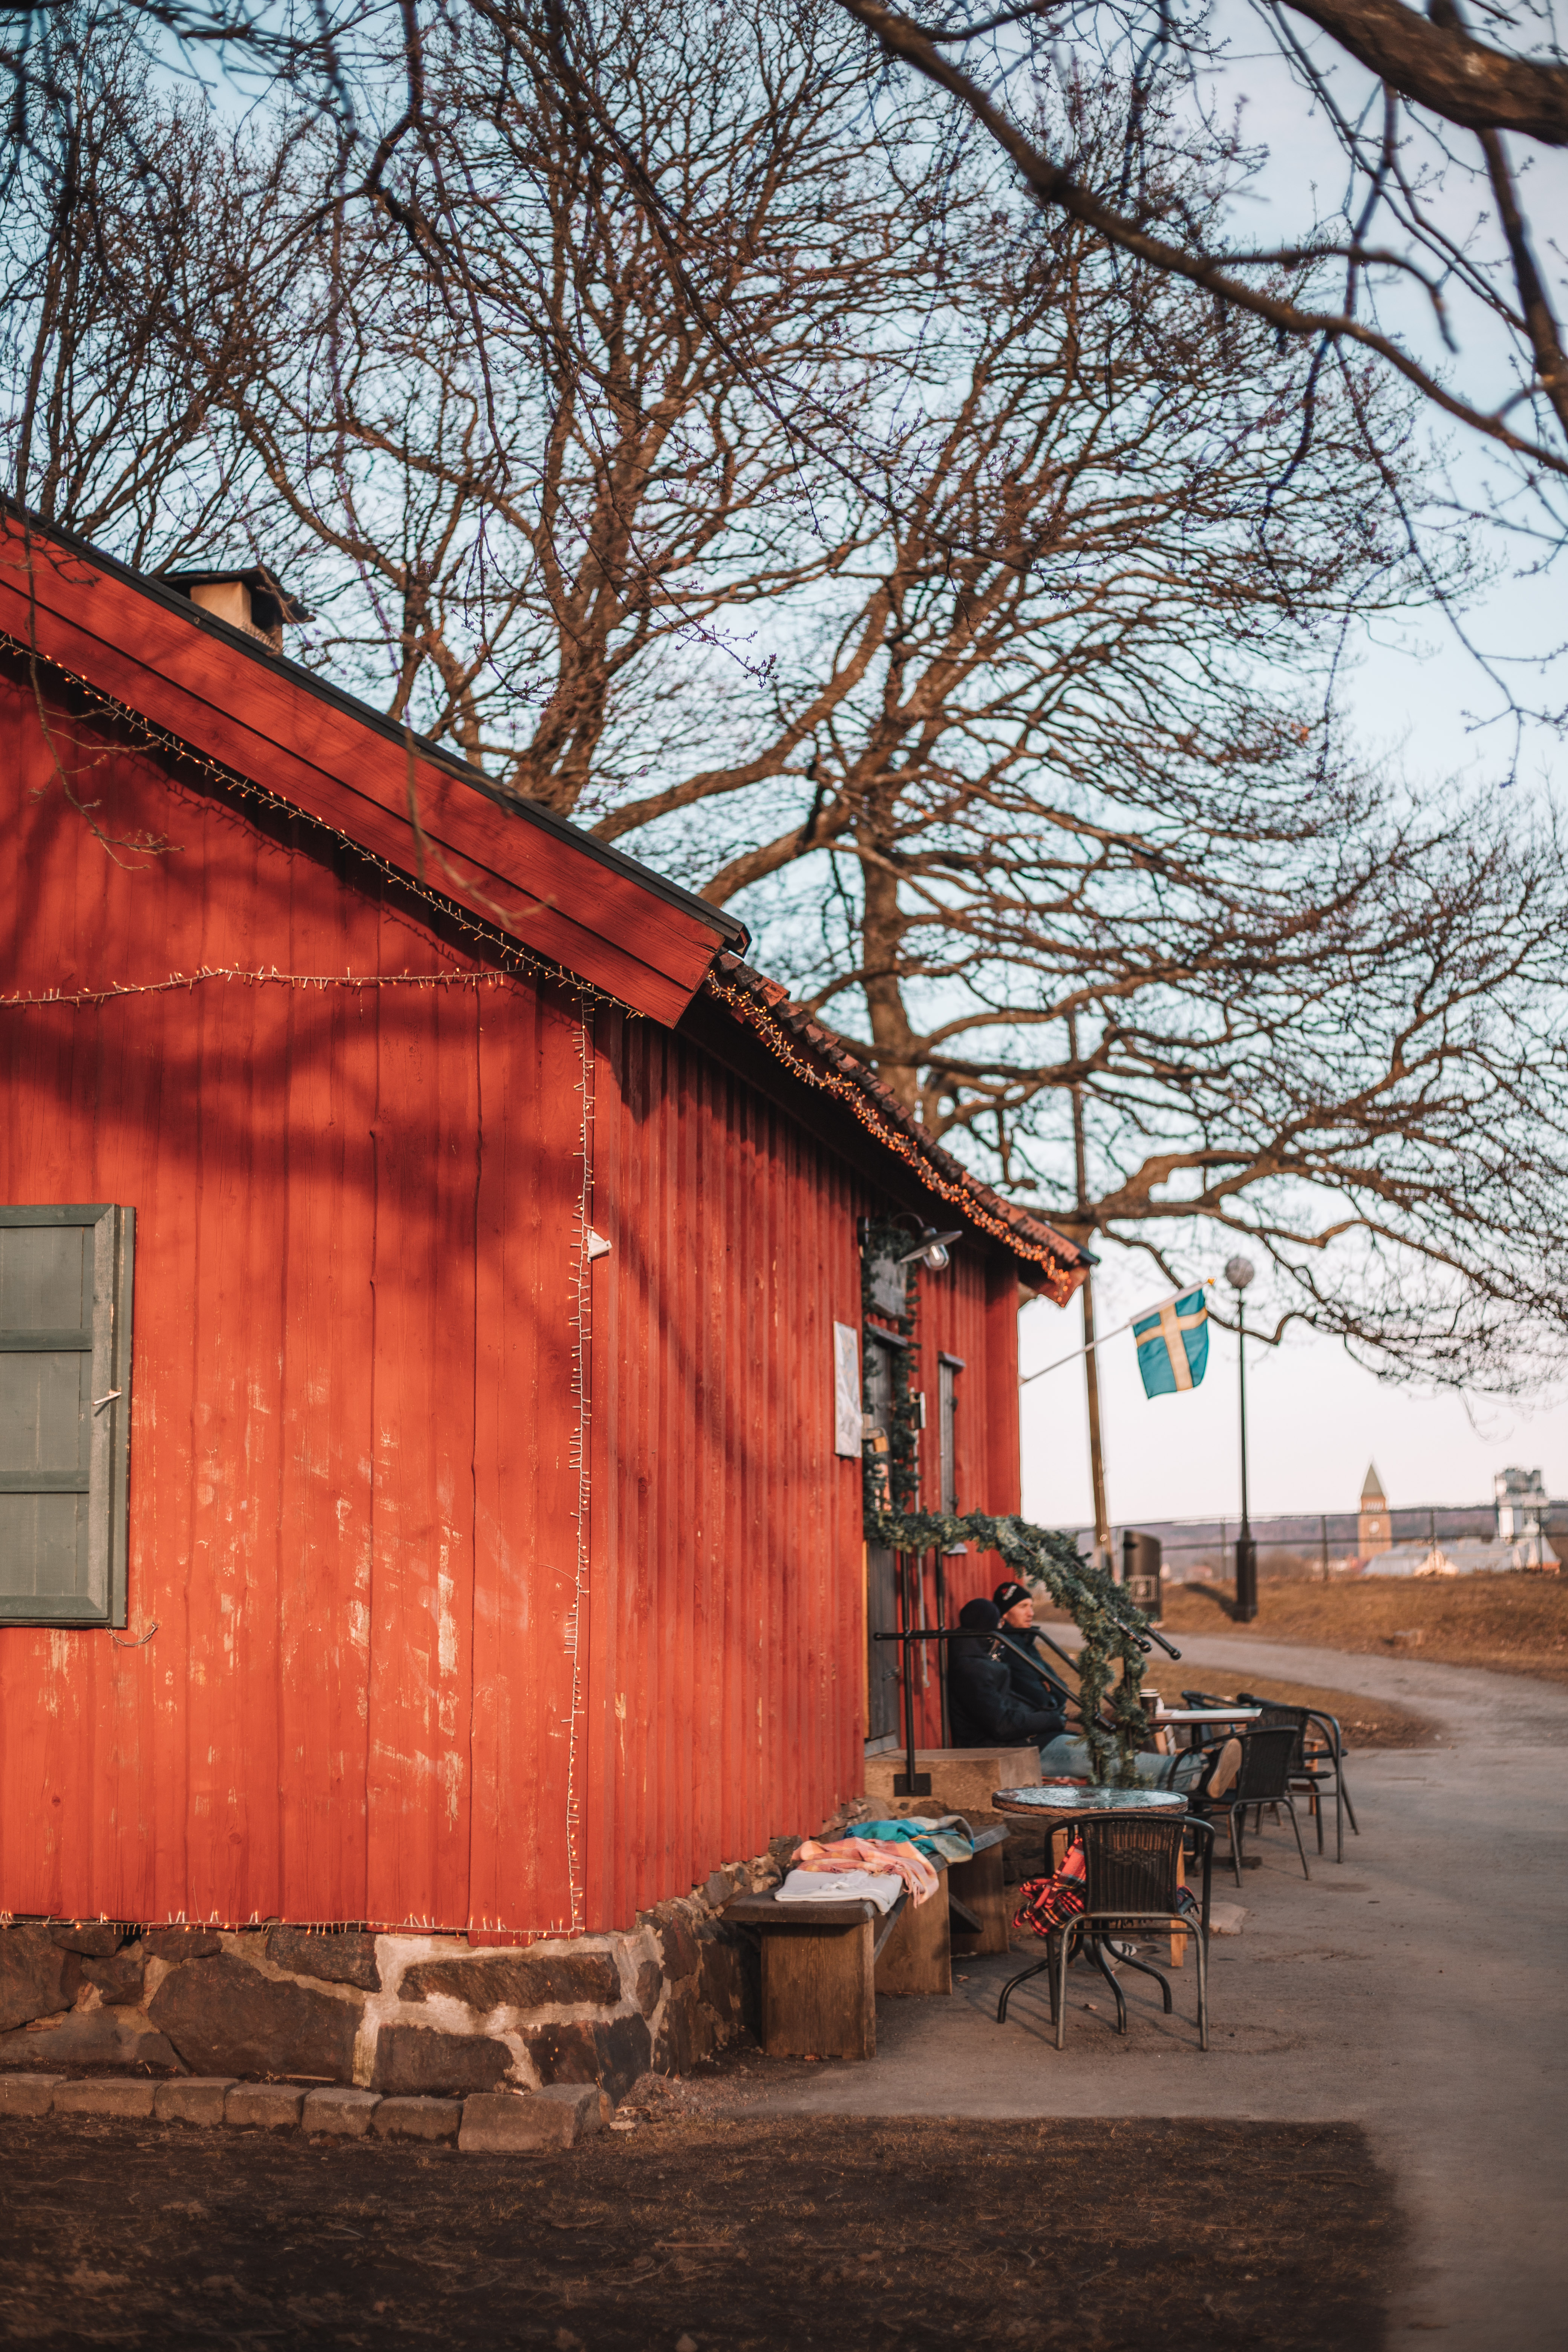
[1496,1467,1548,1543]
[1358,1463,1392,1558]
[1370,1542,1455,1577]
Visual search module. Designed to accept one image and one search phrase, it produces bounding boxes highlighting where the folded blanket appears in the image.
[855,1815,975,1864]
[777,1867,902,1914]
[791,1836,940,1906]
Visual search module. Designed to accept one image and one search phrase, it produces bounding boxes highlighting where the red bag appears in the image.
[1012,1838,1086,1937]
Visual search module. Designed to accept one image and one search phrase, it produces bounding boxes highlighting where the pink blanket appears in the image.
[792,1837,939,1907]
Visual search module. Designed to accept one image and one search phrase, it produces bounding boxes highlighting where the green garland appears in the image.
[860,1218,1152,1785]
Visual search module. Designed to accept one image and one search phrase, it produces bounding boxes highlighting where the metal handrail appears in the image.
[873,1617,1183,1802]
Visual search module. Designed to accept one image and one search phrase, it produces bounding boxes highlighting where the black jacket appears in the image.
[947,1635,1066,1749]
[998,1626,1072,1716]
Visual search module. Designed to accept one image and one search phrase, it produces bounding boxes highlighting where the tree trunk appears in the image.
[859,831,919,1112]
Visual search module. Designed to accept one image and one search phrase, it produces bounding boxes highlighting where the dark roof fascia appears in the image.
[676,984,957,1227]
[0,497,746,957]
[680,967,1090,1292]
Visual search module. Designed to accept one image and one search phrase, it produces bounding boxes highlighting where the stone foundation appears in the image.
[0,1867,773,2101]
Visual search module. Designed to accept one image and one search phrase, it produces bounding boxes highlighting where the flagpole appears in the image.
[1020,1285,1200,1385]
[1068,1019,1113,1579]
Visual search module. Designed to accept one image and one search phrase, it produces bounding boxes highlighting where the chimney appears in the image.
[165,566,310,654]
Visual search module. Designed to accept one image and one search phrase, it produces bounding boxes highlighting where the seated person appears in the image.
[950,1599,1240,1797]
[992,1578,1073,1714]
[1037,1722,1237,1796]
[947,1598,1068,1750]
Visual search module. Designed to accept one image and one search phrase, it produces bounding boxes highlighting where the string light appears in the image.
[561,1003,597,1940]
[2,965,521,1011]
[0,627,634,1021]
[705,966,1083,1299]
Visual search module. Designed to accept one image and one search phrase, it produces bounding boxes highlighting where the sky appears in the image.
[1008,20,1568,1536]
[1018,1236,1568,1528]
[69,12,1565,1529]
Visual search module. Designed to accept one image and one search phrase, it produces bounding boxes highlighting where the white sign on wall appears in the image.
[833,1321,862,1458]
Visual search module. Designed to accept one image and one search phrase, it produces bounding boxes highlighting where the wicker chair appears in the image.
[1235,1695,1359,1862]
[997,1812,1214,2051]
[1188,1724,1310,1886]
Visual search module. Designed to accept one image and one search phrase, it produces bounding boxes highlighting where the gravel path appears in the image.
[688,1643,1568,2350]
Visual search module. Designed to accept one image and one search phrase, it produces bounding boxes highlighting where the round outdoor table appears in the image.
[992,1782,1199,1995]
[992,1783,1187,1816]
[1151,1705,1262,1755]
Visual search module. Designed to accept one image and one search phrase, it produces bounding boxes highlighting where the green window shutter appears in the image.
[0,1205,135,1627]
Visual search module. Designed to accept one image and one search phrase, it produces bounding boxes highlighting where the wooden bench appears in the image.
[724,1824,1010,2060]
[947,1824,1013,1960]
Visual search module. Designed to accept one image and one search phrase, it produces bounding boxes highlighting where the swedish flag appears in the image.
[1134,1287,1210,1398]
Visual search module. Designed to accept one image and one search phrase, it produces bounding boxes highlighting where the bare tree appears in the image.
[831,0,1568,483]
[6,0,1568,1386]
[0,20,267,560]
[6,0,1566,471]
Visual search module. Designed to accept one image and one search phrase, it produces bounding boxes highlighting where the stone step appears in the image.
[0,2070,611,2151]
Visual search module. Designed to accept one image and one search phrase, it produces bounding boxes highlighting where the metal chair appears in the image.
[1235,1695,1359,1862]
[997,1813,1214,2051]
[1188,1724,1311,1886]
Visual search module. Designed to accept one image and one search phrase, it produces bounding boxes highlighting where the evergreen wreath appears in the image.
[860,1217,1153,1785]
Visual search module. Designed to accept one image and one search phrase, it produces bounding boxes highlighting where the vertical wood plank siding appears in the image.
[0,690,580,1936]
[582,1012,867,1929]
[0,670,1037,1935]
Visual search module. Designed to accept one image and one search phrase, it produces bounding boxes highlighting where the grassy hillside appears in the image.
[1153,1572,1568,1685]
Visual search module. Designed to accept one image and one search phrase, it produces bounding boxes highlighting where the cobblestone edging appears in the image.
[0,2070,610,2150]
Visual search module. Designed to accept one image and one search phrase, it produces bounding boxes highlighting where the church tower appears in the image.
[1358,1463,1391,1558]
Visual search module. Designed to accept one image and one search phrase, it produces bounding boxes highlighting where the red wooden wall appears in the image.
[0,662,1038,1936]
[580,1013,866,1930]
[0,679,591,1935]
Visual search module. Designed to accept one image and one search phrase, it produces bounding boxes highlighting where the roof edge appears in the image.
[703,956,1090,1300]
[0,496,746,956]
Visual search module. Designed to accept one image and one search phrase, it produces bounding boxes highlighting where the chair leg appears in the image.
[1116,1945,1173,2013]
[1286,1796,1311,1881]
[1313,1788,1325,1854]
[1342,1772,1360,1838]
[1055,1924,1074,2050]
[1088,1936,1128,2034]
[1228,1808,1242,1888]
[1195,1927,1209,2052]
[997,1953,1052,2024]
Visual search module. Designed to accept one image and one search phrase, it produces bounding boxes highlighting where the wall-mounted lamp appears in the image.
[895,1225,963,1272]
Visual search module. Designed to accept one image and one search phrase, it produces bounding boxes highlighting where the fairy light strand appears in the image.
[1,965,519,1011]
[0,628,636,1021]
[562,1002,597,1939]
[704,970,1082,1298]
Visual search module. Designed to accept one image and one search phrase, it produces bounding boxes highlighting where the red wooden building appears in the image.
[0,509,1086,1947]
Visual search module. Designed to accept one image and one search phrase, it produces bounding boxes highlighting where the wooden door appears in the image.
[864,1335,901,1751]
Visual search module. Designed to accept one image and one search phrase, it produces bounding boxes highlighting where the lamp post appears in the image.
[1226,1255,1258,1622]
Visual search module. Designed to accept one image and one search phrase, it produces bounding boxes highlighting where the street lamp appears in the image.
[1226,1255,1258,1623]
